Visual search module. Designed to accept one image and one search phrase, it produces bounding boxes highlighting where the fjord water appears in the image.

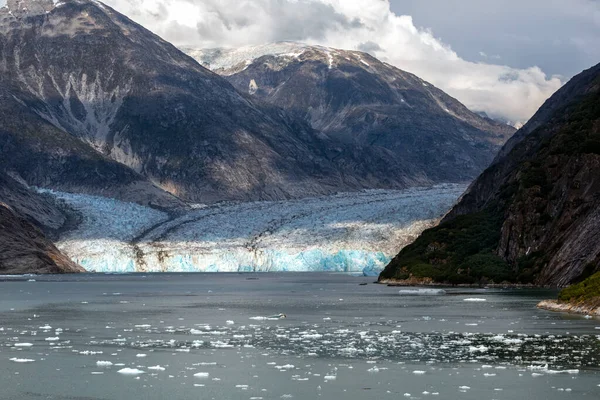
[1,274,599,400]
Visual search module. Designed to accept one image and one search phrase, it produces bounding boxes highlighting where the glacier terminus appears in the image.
[43,184,466,275]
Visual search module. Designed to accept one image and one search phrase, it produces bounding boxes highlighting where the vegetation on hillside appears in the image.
[380,75,600,286]
[558,271,600,306]
[379,203,521,284]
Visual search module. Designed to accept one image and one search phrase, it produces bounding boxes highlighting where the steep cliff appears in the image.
[380,62,600,286]
[0,172,83,274]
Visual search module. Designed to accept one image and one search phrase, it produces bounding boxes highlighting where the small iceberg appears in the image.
[398,288,447,296]
[117,368,145,375]
[250,314,287,321]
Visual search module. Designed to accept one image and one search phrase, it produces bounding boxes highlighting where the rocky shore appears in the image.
[537,299,600,316]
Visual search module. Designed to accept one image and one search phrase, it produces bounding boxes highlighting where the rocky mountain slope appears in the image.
[1,0,461,205]
[186,43,516,183]
[379,62,600,286]
[0,172,83,274]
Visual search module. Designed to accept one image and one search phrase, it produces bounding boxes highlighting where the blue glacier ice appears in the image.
[47,184,467,275]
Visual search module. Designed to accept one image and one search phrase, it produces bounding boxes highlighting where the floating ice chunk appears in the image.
[459,386,471,390]
[14,343,33,347]
[135,324,151,328]
[194,372,210,378]
[463,298,486,302]
[275,365,295,370]
[118,368,145,375]
[226,320,235,325]
[39,325,52,330]
[148,365,166,371]
[136,354,147,358]
[45,337,60,341]
[9,358,35,363]
[250,314,286,321]
[301,334,322,339]
[324,375,336,380]
[398,289,447,296]
[96,361,113,367]
[527,364,548,371]
[412,370,426,375]
[469,345,489,353]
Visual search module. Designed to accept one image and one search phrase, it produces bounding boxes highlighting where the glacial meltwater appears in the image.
[1,273,599,400]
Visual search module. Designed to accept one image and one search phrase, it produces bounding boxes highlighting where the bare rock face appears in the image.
[186,43,516,183]
[0,172,83,274]
[380,62,600,286]
[0,203,84,274]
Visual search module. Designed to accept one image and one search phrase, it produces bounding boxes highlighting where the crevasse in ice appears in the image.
[42,184,466,275]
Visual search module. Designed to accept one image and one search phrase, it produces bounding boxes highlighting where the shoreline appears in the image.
[537,299,600,316]
[377,278,547,289]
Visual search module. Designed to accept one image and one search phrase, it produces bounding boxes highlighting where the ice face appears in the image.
[47,184,466,274]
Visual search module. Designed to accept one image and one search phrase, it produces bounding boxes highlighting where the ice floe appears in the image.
[117,368,145,375]
[9,358,35,363]
[398,289,447,296]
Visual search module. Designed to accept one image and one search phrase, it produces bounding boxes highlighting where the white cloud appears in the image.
[102,0,563,123]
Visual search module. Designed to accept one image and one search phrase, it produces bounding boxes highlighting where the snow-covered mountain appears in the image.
[185,42,516,183]
[47,184,466,276]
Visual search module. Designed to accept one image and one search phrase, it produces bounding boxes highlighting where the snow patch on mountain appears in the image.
[48,184,466,274]
[185,42,330,74]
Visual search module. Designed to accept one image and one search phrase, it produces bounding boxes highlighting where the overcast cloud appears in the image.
[7,0,597,124]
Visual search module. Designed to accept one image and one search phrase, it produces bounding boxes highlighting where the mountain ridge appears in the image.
[185,42,516,184]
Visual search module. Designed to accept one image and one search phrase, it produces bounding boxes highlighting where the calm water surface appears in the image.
[1,273,599,399]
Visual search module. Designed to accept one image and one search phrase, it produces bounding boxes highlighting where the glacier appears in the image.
[43,184,467,275]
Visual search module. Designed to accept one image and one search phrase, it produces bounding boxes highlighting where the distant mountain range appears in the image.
[380,62,600,287]
[0,0,516,273]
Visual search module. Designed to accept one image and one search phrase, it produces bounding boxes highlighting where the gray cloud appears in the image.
[95,0,566,123]
[357,41,384,54]
[11,0,587,124]
[390,0,600,79]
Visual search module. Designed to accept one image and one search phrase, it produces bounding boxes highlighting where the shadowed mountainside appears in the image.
[0,172,83,274]
[380,62,600,286]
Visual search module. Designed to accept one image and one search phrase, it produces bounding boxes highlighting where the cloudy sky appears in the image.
[10,0,599,124]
